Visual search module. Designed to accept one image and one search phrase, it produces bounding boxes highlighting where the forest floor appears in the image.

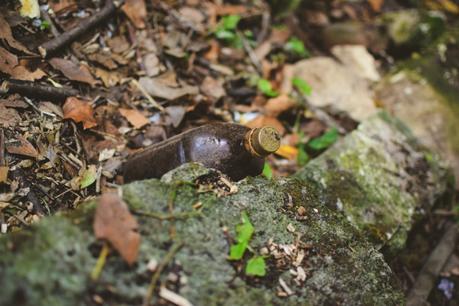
[1,0,459,304]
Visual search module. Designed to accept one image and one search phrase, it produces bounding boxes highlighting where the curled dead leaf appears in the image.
[122,0,147,29]
[50,58,98,87]
[0,47,46,81]
[93,193,140,265]
[6,135,39,158]
[63,97,97,129]
[0,16,34,55]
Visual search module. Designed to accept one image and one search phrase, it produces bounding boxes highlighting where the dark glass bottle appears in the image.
[122,123,280,183]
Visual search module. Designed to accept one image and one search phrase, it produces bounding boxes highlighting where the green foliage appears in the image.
[292,77,312,96]
[308,128,339,151]
[80,165,97,189]
[285,37,310,58]
[40,20,50,31]
[215,15,243,48]
[229,212,254,260]
[245,256,266,276]
[262,162,273,179]
[297,143,309,166]
[257,79,279,97]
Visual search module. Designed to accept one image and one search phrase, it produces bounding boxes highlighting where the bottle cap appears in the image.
[245,126,281,157]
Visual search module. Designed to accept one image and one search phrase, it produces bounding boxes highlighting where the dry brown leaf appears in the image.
[93,67,122,87]
[63,97,97,129]
[0,166,8,183]
[122,0,147,29]
[39,102,64,117]
[93,193,140,265]
[48,0,77,14]
[0,47,46,81]
[214,4,248,15]
[107,36,130,54]
[49,58,98,87]
[0,94,29,109]
[0,105,21,128]
[139,77,199,100]
[368,0,384,12]
[0,16,34,55]
[6,135,39,158]
[264,94,296,117]
[119,108,150,129]
[246,115,286,135]
[87,53,118,70]
[200,76,225,99]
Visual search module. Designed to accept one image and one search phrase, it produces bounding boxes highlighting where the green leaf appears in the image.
[297,144,309,166]
[245,256,266,276]
[80,165,97,189]
[257,79,278,97]
[308,128,339,151]
[220,15,241,31]
[262,162,273,179]
[229,212,254,260]
[40,20,50,30]
[292,77,312,96]
[215,29,236,40]
[285,37,310,58]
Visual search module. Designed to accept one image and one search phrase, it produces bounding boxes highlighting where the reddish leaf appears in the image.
[6,135,39,158]
[49,58,98,87]
[264,94,296,117]
[122,0,147,29]
[119,108,150,129]
[93,193,141,265]
[63,97,97,129]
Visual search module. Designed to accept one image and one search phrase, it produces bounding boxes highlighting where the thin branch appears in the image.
[1,80,79,103]
[38,0,123,57]
[143,241,183,306]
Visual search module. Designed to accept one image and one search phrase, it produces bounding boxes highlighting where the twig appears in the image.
[38,0,122,57]
[143,241,183,306]
[0,129,5,166]
[133,210,202,221]
[406,222,459,306]
[130,79,164,111]
[239,31,262,75]
[1,80,79,102]
[168,188,177,239]
[91,242,110,281]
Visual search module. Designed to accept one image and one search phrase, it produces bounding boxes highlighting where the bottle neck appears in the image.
[244,127,280,157]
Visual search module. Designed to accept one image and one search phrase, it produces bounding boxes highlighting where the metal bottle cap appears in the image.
[245,126,281,157]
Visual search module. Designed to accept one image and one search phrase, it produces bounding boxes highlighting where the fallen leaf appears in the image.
[0,166,8,183]
[87,53,118,70]
[39,101,64,117]
[122,0,147,29]
[0,105,21,128]
[93,67,121,87]
[93,193,140,265]
[275,145,298,160]
[0,47,46,81]
[0,16,34,55]
[200,76,225,99]
[214,4,247,15]
[165,106,186,128]
[139,77,199,100]
[0,94,29,109]
[63,97,97,129]
[19,0,40,18]
[264,94,296,117]
[246,115,286,135]
[80,165,97,189]
[107,36,130,53]
[143,53,160,77]
[368,0,384,12]
[49,58,98,87]
[119,108,150,129]
[6,135,39,158]
[48,0,77,14]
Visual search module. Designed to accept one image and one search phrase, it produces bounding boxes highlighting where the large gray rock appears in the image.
[0,113,452,306]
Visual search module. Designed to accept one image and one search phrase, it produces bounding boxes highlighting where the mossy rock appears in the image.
[296,113,453,254]
[0,162,403,306]
[0,113,452,306]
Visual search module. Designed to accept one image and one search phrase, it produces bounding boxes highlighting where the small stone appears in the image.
[297,206,307,216]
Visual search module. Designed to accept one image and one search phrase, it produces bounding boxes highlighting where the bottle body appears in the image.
[122,123,274,183]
